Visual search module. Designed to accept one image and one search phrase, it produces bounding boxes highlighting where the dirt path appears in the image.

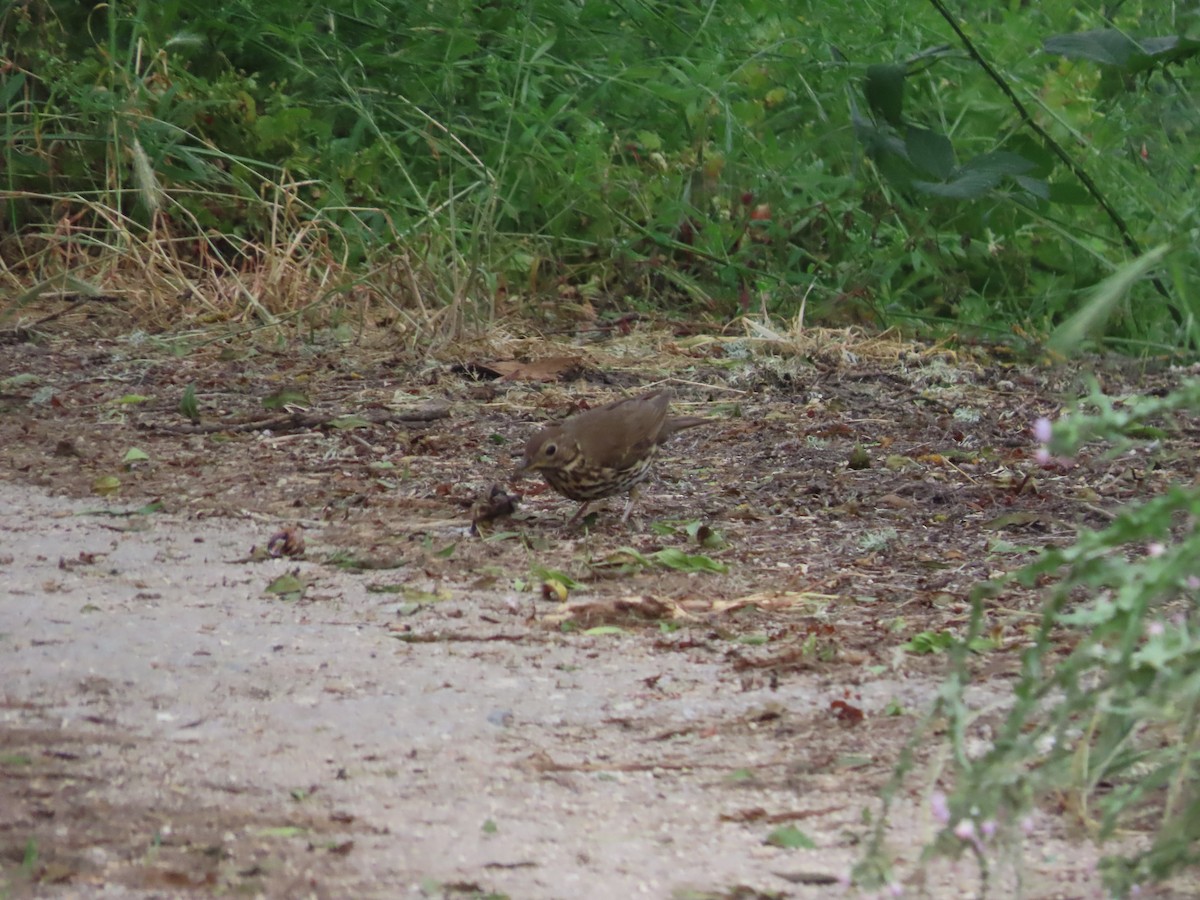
[0,335,1192,897]
[0,483,1118,899]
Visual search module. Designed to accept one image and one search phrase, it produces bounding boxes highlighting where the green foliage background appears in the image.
[2,0,1198,344]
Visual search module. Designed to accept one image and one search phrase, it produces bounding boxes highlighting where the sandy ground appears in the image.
[0,482,1147,899]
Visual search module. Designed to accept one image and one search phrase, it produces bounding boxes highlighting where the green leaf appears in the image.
[1045,29,1140,66]
[962,150,1037,177]
[366,582,404,595]
[123,448,149,464]
[1047,181,1092,204]
[905,126,955,179]
[117,394,150,405]
[681,520,727,549]
[651,548,729,574]
[401,587,451,604]
[263,390,310,410]
[909,151,1036,200]
[765,825,816,849]
[913,170,1001,200]
[252,826,307,838]
[1048,244,1171,353]
[864,63,905,127]
[636,130,663,151]
[0,71,26,110]
[592,547,653,575]
[582,625,625,636]
[1013,175,1050,200]
[92,475,121,496]
[265,573,308,601]
[531,566,581,589]
[1043,30,1200,73]
[1132,635,1181,671]
[0,373,38,389]
[482,530,522,543]
[541,577,569,602]
[180,384,199,423]
[901,631,956,654]
[328,415,370,429]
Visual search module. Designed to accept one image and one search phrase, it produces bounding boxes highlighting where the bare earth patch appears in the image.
[1,331,1195,898]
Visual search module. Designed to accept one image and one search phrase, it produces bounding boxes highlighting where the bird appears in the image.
[515,390,709,524]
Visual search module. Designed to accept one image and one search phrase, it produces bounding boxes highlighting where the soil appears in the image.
[0,328,1194,898]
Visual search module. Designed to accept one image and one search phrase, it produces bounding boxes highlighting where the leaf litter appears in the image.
[1,328,1198,897]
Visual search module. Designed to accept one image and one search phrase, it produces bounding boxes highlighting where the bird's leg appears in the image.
[567,501,592,525]
[619,485,642,525]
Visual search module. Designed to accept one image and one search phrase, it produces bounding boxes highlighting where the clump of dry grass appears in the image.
[0,179,505,352]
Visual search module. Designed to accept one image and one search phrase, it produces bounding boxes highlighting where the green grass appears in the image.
[4,0,1197,346]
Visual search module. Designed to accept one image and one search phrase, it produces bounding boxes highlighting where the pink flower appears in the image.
[931,791,950,824]
[1033,418,1053,444]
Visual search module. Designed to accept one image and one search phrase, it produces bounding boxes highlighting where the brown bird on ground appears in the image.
[516,390,709,524]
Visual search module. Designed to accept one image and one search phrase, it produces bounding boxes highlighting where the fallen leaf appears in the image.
[460,356,584,382]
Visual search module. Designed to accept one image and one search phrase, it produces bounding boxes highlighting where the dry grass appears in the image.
[0,183,507,351]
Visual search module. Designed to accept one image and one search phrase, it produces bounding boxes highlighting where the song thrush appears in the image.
[516,390,708,524]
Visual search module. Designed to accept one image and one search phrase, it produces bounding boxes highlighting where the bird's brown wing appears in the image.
[562,391,670,469]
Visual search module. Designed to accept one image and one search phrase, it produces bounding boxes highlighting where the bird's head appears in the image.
[517,426,579,473]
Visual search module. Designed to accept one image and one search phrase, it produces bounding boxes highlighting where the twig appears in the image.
[136,403,451,435]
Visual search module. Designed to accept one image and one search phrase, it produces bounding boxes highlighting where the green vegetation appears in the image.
[863,365,1200,897]
[3,0,1197,346]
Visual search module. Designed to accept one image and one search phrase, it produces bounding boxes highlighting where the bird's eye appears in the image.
[543,442,557,457]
